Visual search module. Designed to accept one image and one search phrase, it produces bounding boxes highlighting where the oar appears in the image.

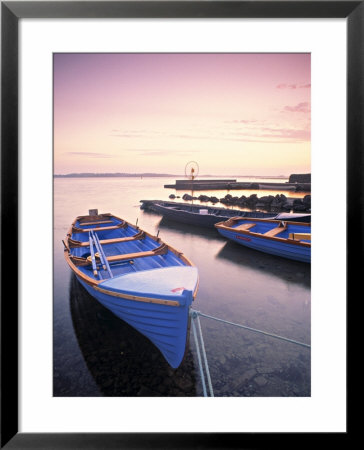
[91,230,107,271]
[88,232,98,277]
[91,230,113,278]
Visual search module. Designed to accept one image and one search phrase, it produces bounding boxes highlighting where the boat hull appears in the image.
[77,276,192,368]
[215,218,311,263]
[141,200,311,228]
[64,212,199,368]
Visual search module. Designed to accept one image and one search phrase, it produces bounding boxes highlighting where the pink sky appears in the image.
[54,53,310,176]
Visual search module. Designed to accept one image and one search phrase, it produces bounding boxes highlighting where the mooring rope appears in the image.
[193,309,310,349]
[190,317,208,397]
[189,308,310,397]
[195,313,214,396]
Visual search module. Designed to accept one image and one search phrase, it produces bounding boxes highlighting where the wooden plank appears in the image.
[235,223,255,231]
[79,219,114,226]
[264,224,287,237]
[289,233,311,241]
[72,222,126,233]
[97,230,145,245]
[70,243,168,266]
[69,231,145,248]
[106,244,167,263]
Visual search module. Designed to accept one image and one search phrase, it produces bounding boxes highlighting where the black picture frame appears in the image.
[1,1,358,448]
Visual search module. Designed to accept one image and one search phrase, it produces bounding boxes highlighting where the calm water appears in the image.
[53,177,310,397]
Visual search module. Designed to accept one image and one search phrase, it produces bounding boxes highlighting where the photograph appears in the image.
[54,52,311,398]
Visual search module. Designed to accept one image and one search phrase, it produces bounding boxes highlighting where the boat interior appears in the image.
[68,215,188,280]
[230,219,311,242]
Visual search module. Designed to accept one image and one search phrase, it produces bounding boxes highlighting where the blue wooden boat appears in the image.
[215,217,311,263]
[140,199,311,228]
[63,211,199,368]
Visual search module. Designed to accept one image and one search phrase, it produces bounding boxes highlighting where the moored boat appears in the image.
[140,199,311,228]
[63,210,199,368]
[215,217,311,263]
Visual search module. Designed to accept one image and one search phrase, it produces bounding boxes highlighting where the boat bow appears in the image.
[97,266,198,306]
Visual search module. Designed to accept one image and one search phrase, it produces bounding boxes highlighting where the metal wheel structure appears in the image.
[184,161,199,180]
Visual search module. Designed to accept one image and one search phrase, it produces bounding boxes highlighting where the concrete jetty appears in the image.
[164,178,311,192]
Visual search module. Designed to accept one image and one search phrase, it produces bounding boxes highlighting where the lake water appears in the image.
[53,177,310,397]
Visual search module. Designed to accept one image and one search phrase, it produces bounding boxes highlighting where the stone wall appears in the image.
[289,174,311,183]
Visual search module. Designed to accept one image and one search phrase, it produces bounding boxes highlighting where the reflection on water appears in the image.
[54,177,311,397]
[69,274,197,397]
[158,216,223,241]
[216,241,311,289]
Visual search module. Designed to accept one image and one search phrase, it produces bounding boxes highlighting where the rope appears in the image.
[192,309,310,349]
[190,310,214,397]
[195,313,214,396]
[189,308,309,397]
[190,318,208,397]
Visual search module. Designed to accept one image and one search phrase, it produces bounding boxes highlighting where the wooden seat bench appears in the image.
[77,219,114,227]
[72,221,127,233]
[289,232,311,241]
[235,223,256,231]
[264,223,287,237]
[70,243,168,266]
[68,230,145,248]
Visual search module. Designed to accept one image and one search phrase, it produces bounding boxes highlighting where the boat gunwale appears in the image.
[64,213,199,305]
[142,199,311,222]
[152,202,231,219]
[215,217,311,248]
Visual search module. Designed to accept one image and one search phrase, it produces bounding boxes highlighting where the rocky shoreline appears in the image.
[168,192,311,213]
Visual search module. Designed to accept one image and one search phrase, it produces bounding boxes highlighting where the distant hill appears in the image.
[53,172,291,178]
[53,172,177,178]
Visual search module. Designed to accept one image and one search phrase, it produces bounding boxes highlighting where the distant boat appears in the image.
[258,183,297,190]
[63,211,199,368]
[140,199,311,228]
[215,217,311,263]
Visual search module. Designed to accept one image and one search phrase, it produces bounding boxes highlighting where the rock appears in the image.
[282,202,293,211]
[293,204,307,211]
[136,385,156,396]
[254,375,268,387]
[241,369,257,382]
[182,193,193,200]
[257,366,275,375]
[303,195,311,206]
[174,377,194,391]
[158,384,168,394]
[259,195,274,204]
[182,193,197,200]
[169,194,176,199]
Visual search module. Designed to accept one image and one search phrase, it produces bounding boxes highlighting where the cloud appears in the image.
[225,119,258,124]
[110,119,310,146]
[283,102,310,113]
[276,83,311,89]
[261,127,310,140]
[65,152,115,158]
[137,150,200,156]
